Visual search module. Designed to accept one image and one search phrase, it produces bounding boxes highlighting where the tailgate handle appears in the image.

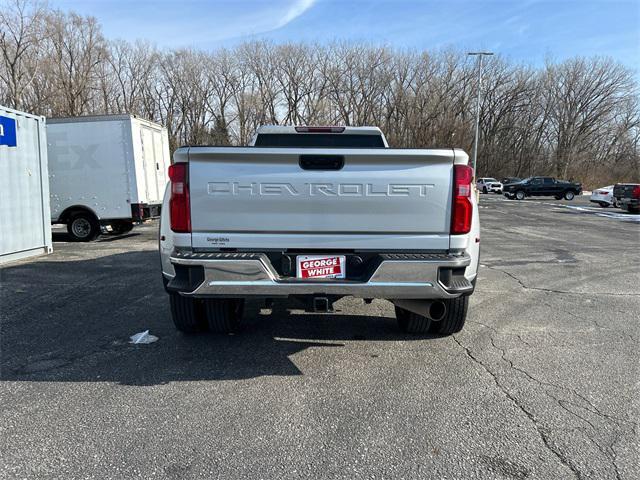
[299,155,344,170]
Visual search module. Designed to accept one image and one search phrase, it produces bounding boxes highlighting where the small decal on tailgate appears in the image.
[206,236,230,245]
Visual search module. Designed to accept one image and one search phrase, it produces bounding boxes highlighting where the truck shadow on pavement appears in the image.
[1,250,432,386]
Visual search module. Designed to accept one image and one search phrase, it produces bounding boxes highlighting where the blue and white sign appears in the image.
[0,115,17,147]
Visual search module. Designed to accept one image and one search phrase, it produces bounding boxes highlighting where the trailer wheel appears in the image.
[67,212,100,241]
[205,299,244,333]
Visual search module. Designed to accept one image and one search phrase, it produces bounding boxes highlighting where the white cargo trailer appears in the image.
[0,105,52,265]
[47,114,170,241]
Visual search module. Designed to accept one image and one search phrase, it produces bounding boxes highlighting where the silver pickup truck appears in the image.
[159,126,480,335]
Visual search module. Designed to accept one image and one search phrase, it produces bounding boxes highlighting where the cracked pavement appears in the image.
[1,195,639,479]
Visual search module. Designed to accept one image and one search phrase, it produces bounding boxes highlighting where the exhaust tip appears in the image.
[429,301,447,321]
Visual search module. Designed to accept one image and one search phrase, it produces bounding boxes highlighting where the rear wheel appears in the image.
[515,190,526,200]
[205,299,244,333]
[482,186,488,194]
[429,295,469,335]
[395,306,432,334]
[564,190,575,201]
[169,292,206,333]
[67,212,100,241]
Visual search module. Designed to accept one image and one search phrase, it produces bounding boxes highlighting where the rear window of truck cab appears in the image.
[254,133,385,148]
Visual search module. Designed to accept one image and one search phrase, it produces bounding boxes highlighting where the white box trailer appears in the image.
[0,105,52,265]
[47,114,170,241]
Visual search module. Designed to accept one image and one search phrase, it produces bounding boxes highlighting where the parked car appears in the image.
[501,177,521,185]
[613,183,640,213]
[503,176,582,200]
[160,125,480,336]
[476,177,503,194]
[590,185,618,208]
[48,114,169,241]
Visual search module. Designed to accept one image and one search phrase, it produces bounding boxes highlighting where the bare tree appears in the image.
[0,0,46,109]
[2,0,638,185]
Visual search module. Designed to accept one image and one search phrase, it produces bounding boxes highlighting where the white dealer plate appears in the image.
[296,255,346,279]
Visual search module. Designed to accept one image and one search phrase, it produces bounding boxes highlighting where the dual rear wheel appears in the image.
[169,293,244,334]
[395,295,469,335]
[169,293,468,336]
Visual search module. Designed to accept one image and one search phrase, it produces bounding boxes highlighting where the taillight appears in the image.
[168,163,190,233]
[632,185,640,199]
[451,165,473,235]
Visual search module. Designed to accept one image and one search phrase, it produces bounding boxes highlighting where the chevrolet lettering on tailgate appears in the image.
[207,182,434,197]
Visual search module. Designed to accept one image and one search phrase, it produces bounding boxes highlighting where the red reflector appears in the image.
[451,165,473,235]
[295,126,345,133]
[632,185,640,199]
[168,163,190,233]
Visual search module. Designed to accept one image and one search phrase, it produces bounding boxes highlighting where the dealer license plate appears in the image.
[296,255,346,279]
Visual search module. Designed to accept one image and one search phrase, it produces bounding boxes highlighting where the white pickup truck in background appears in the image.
[159,126,480,335]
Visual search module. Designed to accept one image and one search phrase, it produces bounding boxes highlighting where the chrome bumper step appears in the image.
[169,252,471,300]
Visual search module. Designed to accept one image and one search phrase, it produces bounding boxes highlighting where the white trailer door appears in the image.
[140,126,158,201]
[151,128,169,201]
[139,125,168,203]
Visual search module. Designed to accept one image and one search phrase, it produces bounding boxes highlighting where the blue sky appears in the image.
[50,0,639,66]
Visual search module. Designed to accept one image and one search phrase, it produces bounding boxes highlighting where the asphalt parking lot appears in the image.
[1,195,638,479]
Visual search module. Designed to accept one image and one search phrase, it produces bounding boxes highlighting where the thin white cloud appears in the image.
[275,0,317,29]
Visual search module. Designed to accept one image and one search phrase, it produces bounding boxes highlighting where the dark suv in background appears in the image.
[503,177,582,201]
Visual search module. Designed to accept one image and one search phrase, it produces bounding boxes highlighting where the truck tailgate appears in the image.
[187,147,454,250]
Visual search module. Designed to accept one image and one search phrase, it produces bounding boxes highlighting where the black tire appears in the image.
[597,202,608,208]
[205,299,244,333]
[564,190,575,201]
[112,221,134,234]
[67,212,100,241]
[515,190,526,200]
[482,186,488,194]
[429,295,469,335]
[169,292,206,333]
[395,306,432,334]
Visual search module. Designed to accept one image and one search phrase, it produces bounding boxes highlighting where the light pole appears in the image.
[468,52,493,180]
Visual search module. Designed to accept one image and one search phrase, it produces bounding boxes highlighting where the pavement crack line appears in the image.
[469,320,532,347]
[462,324,636,479]
[452,334,583,479]
[474,321,636,428]
[482,265,640,297]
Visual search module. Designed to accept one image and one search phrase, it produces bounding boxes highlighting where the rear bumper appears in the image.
[166,252,473,300]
